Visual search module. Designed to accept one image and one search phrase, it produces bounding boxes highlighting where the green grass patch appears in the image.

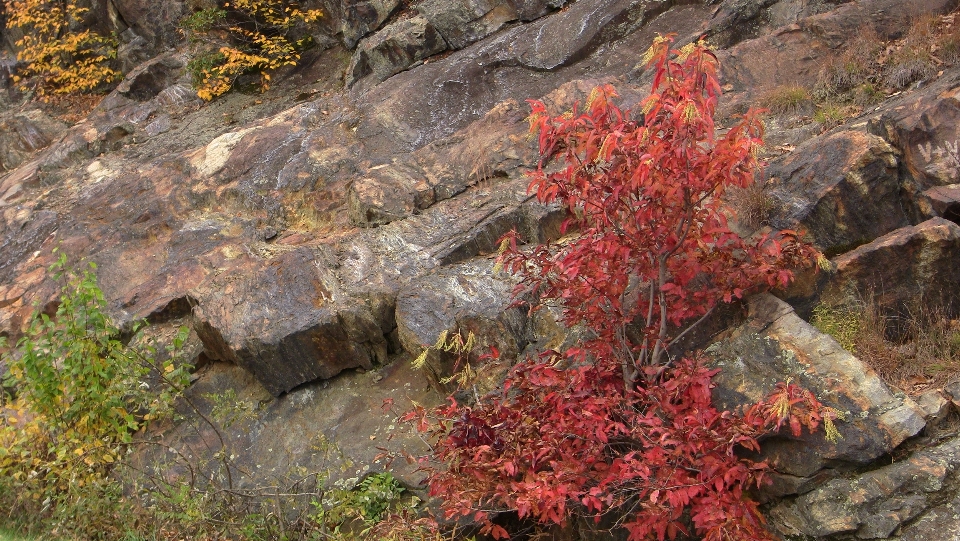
[0,527,37,541]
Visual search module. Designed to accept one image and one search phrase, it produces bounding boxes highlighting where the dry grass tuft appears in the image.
[884,14,942,89]
[760,85,812,116]
[727,179,774,231]
[814,28,885,99]
[813,295,960,394]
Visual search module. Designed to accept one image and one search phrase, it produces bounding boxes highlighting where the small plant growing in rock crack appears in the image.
[3,0,120,98]
[181,0,323,100]
[402,35,836,541]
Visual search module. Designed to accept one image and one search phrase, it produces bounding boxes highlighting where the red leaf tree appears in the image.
[415,36,827,541]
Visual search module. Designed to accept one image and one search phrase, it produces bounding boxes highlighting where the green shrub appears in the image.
[0,253,190,539]
[4,0,120,98]
[181,0,322,100]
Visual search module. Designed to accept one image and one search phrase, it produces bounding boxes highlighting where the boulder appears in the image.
[915,390,951,425]
[396,257,525,393]
[873,81,960,190]
[115,53,187,102]
[416,0,519,50]
[770,436,960,538]
[921,184,960,223]
[708,294,926,478]
[766,130,908,256]
[347,162,432,227]
[346,15,447,87]
[825,218,960,311]
[111,0,188,50]
[192,247,392,397]
[340,0,401,48]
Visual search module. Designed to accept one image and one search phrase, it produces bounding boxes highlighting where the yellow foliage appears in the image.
[185,0,322,100]
[4,0,120,98]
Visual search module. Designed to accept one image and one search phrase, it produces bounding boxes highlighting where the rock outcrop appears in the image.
[709,294,926,479]
[825,218,960,311]
[3,0,960,538]
[766,130,907,256]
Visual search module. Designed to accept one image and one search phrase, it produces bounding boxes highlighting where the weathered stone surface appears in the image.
[192,247,390,397]
[897,490,960,541]
[507,0,568,21]
[770,436,960,538]
[347,162,432,226]
[416,0,519,50]
[112,0,188,50]
[921,183,960,223]
[340,0,401,48]
[346,15,447,87]
[396,258,525,392]
[354,0,689,150]
[3,0,960,510]
[709,294,926,477]
[766,130,908,256]
[873,81,960,190]
[117,29,156,74]
[716,0,957,121]
[349,94,538,226]
[115,53,186,102]
[916,390,951,425]
[129,348,441,493]
[825,218,960,311]
[0,109,67,172]
[707,0,951,52]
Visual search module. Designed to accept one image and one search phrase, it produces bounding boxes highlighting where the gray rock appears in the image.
[945,381,960,408]
[921,184,960,222]
[708,294,926,477]
[145,116,172,137]
[349,95,538,227]
[766,130,908,256]
[396,258,525,393]
[111,0,188,49]
[873,81,960,190]
[346,15,447,87]
[770,436,960,538]
[825,218,960,312]
[115,53,186,102]
[354,0,683,150]
[127,346,441,496]
[340,0,401,48]
[116,29,155,74]
[508,0,569,21]
[347,162,432,227]
[156,84,201,108]
[0,109,68,172]
[916,390,951,424]
[193,247,391,397]
[898,491,960,541]
[416,0,519,50]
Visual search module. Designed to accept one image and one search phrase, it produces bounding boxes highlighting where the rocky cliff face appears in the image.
[3,0,960,538]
